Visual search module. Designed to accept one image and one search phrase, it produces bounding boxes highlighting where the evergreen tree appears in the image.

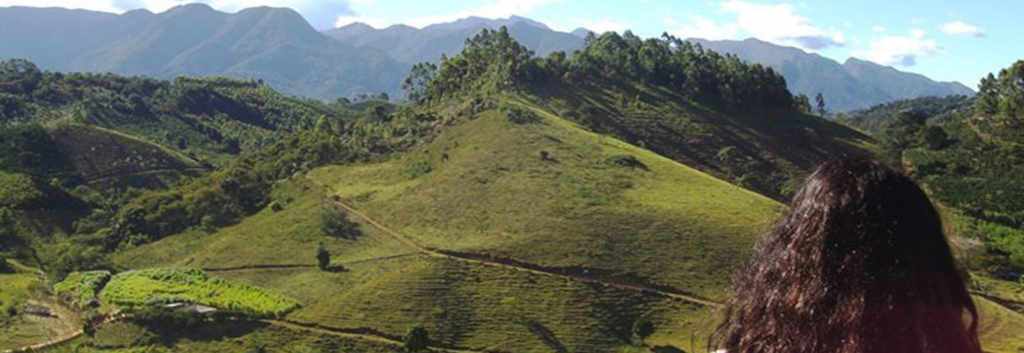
[815,93,827,117]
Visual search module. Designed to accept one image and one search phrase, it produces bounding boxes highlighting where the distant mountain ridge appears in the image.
[689,38,974,112]
[0,4,406,99]
[325,16,584,65]
[0,4,972,108]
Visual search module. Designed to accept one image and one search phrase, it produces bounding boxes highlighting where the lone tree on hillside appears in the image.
[404,325,429,352]
[815,93,827,117]
[316,243,330,271]
[632,317,654,346]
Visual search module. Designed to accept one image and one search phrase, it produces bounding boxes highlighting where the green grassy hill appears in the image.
[110,97,778,352]
[3,30,1021,353]
[104,96,1024,352]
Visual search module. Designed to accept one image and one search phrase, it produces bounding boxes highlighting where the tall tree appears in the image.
[815,93,827,117]
[401,62,436,104]
[316,243,330,271]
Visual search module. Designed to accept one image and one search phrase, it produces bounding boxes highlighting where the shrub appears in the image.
[0,256,9,273]
[502,106,540,124]
[539,151,550,161]
[405,160,432,179]
[6,304,17,317]
[632,317,654,345]
[605,154,648,170]
[404,325,429,352]
[321,205,361,239]
[54,271,112,308]
[269,201,283,212]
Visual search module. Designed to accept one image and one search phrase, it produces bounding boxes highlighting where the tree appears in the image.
[0,256,8,273]
[316,243,330,271]
[404,325,429,352]
[314,115,329,133]
[83,317,96,337]
[322,205,360,238]
[923,126,949,150]
[815,93,827,117]
[794,94,812,113]
[401,62,437,104]
[0,59,42,94]
[632,317,654,346]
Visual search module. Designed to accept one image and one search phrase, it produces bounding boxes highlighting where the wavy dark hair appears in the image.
[710,157,982,353]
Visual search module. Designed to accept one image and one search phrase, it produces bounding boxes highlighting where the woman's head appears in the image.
[712,157,981,353]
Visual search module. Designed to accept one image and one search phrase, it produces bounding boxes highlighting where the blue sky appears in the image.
[3,0,1019,87]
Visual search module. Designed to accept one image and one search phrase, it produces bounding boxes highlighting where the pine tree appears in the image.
[815,93,827,117]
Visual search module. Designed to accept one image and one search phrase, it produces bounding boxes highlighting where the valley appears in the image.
[1,4,1023,353]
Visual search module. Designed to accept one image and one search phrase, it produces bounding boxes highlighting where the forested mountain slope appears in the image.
[691,38,974,112]
[0,4,405,99]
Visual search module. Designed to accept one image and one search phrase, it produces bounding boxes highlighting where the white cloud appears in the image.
[872,25,886,33]
[669,1,843,51]
[942,20,984,37]
[672,15,739,41]
[852,30,941,67]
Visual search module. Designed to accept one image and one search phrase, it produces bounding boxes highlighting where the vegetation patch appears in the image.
[54,270,111,308]
[101,268,297,317]
[604,154,648,170]
[502,105,541,124]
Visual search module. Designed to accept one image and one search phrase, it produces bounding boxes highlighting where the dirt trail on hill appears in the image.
[3,311,123,353]
[263,319,499,353]
[326,193,722,308]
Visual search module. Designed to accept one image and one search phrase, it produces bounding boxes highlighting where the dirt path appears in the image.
[263,319,500,353]
[2,311,124,353]
[327,195,722,307]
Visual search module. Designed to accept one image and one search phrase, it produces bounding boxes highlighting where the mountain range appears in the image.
[0,4,972,110]
[689,38,974,112]
[0,4,405,99]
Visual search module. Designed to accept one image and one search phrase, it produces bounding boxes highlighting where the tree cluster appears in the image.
[975,60,1024,122]
[404,28,796,112]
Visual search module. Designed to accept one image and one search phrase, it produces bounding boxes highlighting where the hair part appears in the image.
[710,157,981,353]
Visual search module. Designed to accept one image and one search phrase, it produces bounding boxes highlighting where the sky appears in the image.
[3,0,1020,87]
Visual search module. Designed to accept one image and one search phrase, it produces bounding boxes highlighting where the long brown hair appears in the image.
[711,157,982,353]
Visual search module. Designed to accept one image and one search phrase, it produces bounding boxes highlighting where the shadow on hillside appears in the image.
[523,319,567,353]
[324,265,349,273]
[652,345,687,353]
[143,320,268,346]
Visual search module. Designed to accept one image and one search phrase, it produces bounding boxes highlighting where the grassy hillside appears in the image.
[94,95,1024,352]
[105,99,775,352]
